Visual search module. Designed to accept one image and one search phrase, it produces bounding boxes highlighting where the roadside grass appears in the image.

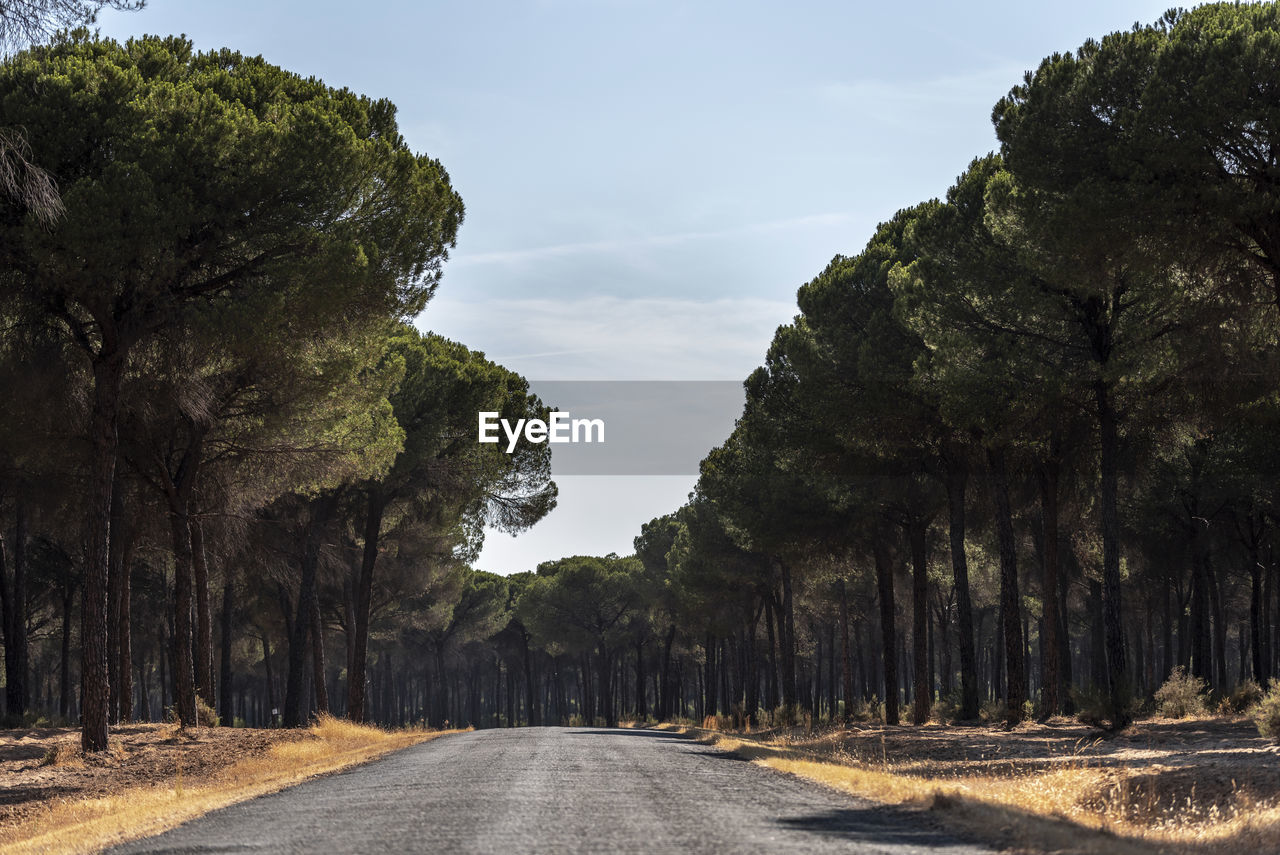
[657,723,1280,855]
[2,716,463,855]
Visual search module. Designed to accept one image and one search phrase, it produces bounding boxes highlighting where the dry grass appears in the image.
[37,741,89,768]
[658,721,1280,855]
[2,716,462,855]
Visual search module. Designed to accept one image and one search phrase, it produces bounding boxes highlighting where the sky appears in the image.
[99,0,1177,573]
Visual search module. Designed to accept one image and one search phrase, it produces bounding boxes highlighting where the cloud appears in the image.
[417,294,796,380]
[816,65,1026,108]
[812,65,1028,132]
[449,212,852,268]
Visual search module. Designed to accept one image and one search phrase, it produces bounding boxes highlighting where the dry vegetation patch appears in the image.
[0,717,459,855]
[661,717,1280,854]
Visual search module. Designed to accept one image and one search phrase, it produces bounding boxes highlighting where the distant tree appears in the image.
[346,327,556,722]
[416,568,508,727]
[893,155,1080,720]
[669,494,770,723]
[757,209,949,725]
[991,29,1228,724]
[519,555,643,727]
[634,513,683,720]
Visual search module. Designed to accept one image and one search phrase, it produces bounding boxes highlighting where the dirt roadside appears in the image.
[0,719,449,855]
[0,723,305,831]
[667,717,1280,854]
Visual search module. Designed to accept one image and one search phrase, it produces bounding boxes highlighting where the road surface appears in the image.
[112,727,993,854]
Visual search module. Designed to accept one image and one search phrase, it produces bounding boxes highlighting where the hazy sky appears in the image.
[99,0,1175,573]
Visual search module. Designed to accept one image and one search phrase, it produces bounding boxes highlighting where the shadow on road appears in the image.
[778,807,980,849]
[573,728,691,741]
[682,746,751,761]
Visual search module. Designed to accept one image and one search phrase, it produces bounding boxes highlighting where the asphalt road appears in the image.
[111,727,994,854]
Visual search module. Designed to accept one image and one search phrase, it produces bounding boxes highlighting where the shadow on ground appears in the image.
[778,806,977,849]
[574,728,691,741]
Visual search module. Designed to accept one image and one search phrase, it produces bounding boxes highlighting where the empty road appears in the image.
[112,727,993,854]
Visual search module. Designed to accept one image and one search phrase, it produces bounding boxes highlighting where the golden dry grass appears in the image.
[657,723,1280,855]
[2,716,463,855]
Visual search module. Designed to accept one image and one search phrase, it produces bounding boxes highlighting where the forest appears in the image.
[4,3,1280,753]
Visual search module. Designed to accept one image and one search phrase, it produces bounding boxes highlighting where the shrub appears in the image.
[39,742,80,767]
[701,714,733,731]
[1253,685,1280,741]
[1071,685,1108,727]
[771,704,797,728]
[165,698,222,727]
[3,711,66,728]
[1071,683,1141,729]
[196,697,220,727]
[979,699,1005,723]
[1224,680,1265,714]
[1154,667,1209,718]
[932,691,962,724]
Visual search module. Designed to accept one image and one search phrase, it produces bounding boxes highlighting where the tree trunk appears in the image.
[431,646,447,727]
[988,447,1026,723]
[944,449,979,720]
[1090,577,1108,689]
[873,531,899,726]
[191,518,215,707]
[523,631,538,725]
[745,604,759,725]
[634,637,646,720]
[827,620,837,723]
[598,647,616,726]
[169,506,198,727]
[82,349,126,751]
[839,578,853,725]
[764,598,778,711]
[1162,576,1174,681]
[779,559,797,712]
[1249,541,1265,685]
[1038,453,1062,718]
[706,632,716,716]
[61,583,75,720]
[348,491,384,723]
[1263,551,1275,687]
[1,494,29,720]
[219,567,235,725]
[1059,572,1074,714]
[310,579,328,716]
[1096,380,1130,725]
[107,484,123,723]
[1207,556,1227,690]
[937,592,953,696]
[259,634,275,721]
[166,428,206,729]
[1190,525,1211,681]
[659,623,675,720]
[284,496,331,727]
[908,515,930,725]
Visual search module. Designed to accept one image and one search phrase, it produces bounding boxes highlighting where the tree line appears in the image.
[364,1,1280,732]
[6,4,1280,744]
[639,2,1280,729]
[0,31,563,748]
